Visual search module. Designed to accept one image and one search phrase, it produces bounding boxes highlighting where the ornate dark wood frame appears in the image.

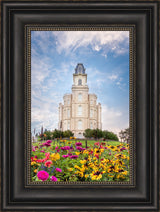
[1,1,159,211]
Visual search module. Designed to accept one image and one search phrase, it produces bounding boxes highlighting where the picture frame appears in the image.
[1,0,159,211]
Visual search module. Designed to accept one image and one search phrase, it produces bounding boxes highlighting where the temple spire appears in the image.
[75,63,86,74]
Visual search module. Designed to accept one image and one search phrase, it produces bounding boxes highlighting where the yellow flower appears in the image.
[31,161,36,166]
[85,174,89,178]
[108,145,117,151]
[90,171,102,180]
[75,171,83,178]
[68,168,73,171]
[117,174,125,179]
[34,169,38,173]
[94,148,104,155]
[50,153,60,161]
[80,160,87,164]
[80,166,86,172]
[83,150,89,154]
[74,165,81,170]
[75,152,80,155]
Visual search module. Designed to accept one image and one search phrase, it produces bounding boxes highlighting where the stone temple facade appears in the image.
[58,64,102,138]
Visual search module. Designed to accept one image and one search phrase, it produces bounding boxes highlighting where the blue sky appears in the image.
[31,30,129,136]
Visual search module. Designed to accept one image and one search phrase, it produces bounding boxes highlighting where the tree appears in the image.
[103,130,119,141]
[83,129,93,139]
[43,130,52,139]
[53,129,64,139]
[92,128,103,140]
[63,130,74,138]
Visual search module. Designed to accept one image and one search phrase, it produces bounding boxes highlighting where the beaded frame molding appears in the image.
[25,25,136,186]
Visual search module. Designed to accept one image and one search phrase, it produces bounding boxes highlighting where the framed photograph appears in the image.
[29,27,132,185]
[1,0,159,211]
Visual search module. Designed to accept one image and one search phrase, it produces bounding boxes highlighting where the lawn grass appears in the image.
[32,139,127,147]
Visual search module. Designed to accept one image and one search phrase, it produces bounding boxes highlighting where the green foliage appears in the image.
[84,128,118,141]
[43,130,53,139]
[92,128,103,140]
[53,129,63,139]
[103,130,119,141]
[63,130,74,138]
[83,129,93,138]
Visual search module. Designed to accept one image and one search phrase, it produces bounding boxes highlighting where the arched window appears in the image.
[67,121,70,130]
[78,93,82,101]
[78,105,82,116]
[67,109,70,118]
[78,79,82,85]
[90,109,93,117]
[78,120,82,130]
[90,122,93,129]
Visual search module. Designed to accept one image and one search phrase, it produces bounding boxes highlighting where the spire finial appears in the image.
[75,63,85,74]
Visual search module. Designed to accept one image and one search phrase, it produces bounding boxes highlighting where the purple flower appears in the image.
[75,142,82,146]
[61,146,70,150]
[68,152,72,156]
[40,150,45,153]
[120,147,126,151]
[50,176,58,182]
[44,143,51,147]
[76,146,85,151]
[37,170,49,181]
[70,155,78,159]
[46,140,52,143]
[55,168,62,172]
[62,155,69,158]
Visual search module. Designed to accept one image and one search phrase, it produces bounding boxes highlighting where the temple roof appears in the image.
[75,63,86,74]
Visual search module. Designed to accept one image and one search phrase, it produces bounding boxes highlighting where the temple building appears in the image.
[58,63,102,138]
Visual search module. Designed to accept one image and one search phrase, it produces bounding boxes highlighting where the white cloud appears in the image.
[102,104,129,136]
[108,74,118,81]
[33,31,129,56]
[94,45,101,51]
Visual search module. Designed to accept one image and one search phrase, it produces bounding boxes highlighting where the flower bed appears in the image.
[31,139,130,182]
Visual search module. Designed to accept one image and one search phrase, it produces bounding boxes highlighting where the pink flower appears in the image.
[40,150,45,153]
[76,146,85,151]
[61,146,70,150]
[37,170,49,181]
[37,159,43,163]
[109,153,111,155]
[44,160,52,168]
[44,143,51,147]
[70,155,78,159]
[55,168,62,172]
[50,176,58,182]
[45,152,50,160]
[120,147,126,151]
[94,142,100,146]
[46,140,52,143]
[75,142,82,146]
[62,155,69,158]
[55,146,59,150]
